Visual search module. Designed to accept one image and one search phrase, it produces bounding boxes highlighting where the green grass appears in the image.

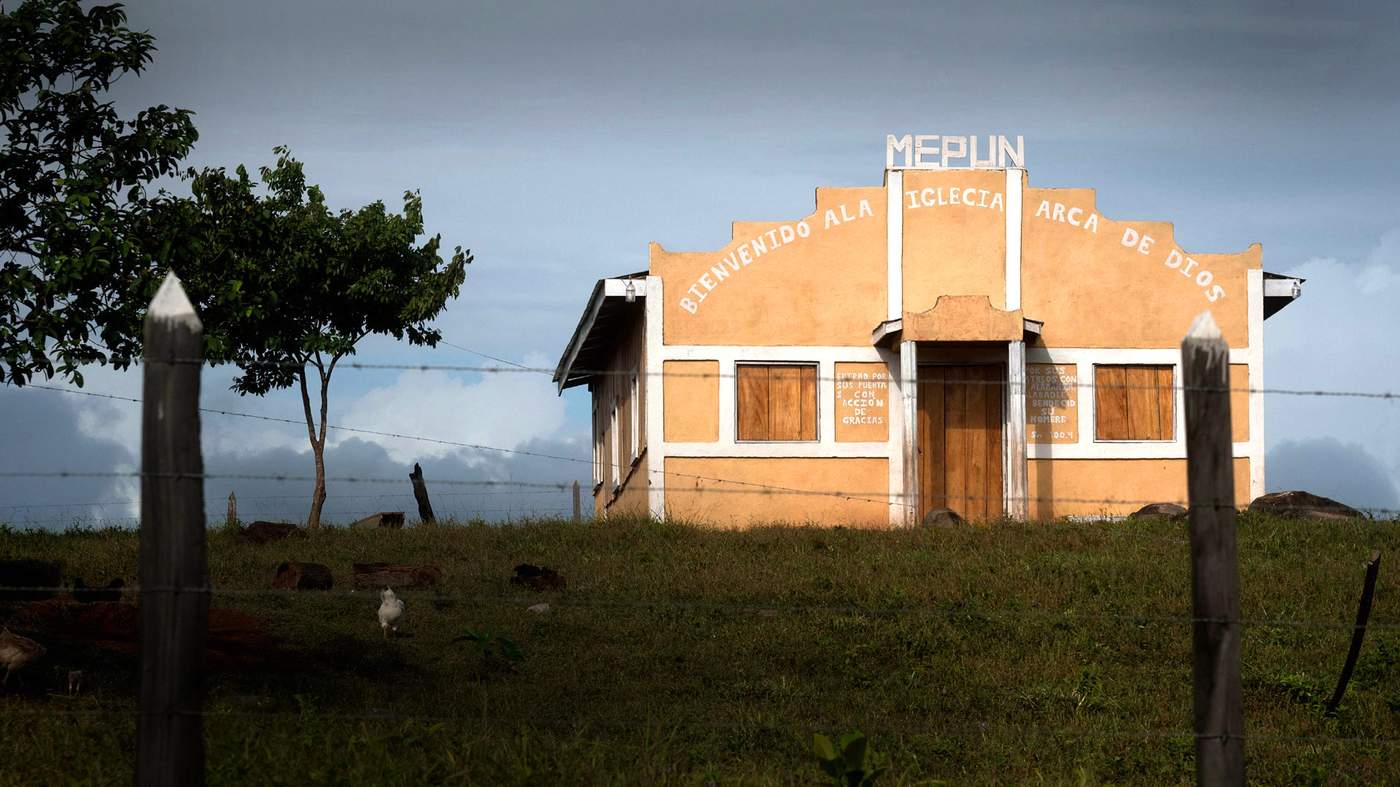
[2,514,1398,785]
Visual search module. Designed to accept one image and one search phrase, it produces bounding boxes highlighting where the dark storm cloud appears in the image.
[203,436,590,525]
[0,387,137,528]
[1266,438,1399,513]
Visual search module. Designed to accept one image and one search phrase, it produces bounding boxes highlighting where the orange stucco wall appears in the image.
[605,166,1267,528]
[664,457,889,527]
[664,360,720,442]
[1027,457,1251,520]
[902,169,1007,312]
[1229,364,1249,443]
[651,186,886,347]
[1021,182,1258,349]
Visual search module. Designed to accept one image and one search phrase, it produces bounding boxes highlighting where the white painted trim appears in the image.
[644,276,665,519]
[665,442,891,459]
[1030,441,1255,461]
[1005,341,1027,518]
[655,346,898,455]
[899,340,919,527]
[1004,169,1022,311]
[872,319,902,347]
[886,170,903,320]
[629,368,640,461]
[1023,345,1254,462]
[881,345,903,527]
[660,345,885,363]
[731,360,823,445]
[1247,269,1265,501]
[1027,347,1251,364]
[555,277,647,393]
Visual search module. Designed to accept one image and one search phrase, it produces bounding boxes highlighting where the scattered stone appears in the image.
[239,521,301,545]
[527,603,550,614]
[510,564,566,593]
[350,512,405,529]
[71,578,125,603]
[272,562,333,591]
[1128,503,1188,521]
[352,563,442,590]
[1248,491,1365,521]
[921,507,965,527]
[0,559,62,602]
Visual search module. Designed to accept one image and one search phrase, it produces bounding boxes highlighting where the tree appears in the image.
[148,148,470,528]
[1,0,197,385]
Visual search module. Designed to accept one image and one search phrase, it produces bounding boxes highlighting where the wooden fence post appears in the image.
[409,462,435,523]
[138,272,208,787]
[1325,550,1382,716]
[1182,310,1245,786]
[226,491,237,528]
[572,481,581,523]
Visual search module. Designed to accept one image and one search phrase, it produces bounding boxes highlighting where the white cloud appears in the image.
[336,359,566,464]
[1265,229,1400,490]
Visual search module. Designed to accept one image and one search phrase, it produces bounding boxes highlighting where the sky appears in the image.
[2,0,1399,527]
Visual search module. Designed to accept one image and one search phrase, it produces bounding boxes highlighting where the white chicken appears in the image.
[378,588,404,639]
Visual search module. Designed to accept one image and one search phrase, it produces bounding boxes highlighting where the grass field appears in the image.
[2,514,1398,785]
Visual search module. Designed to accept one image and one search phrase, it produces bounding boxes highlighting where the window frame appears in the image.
[591,395,602,490]
[1092,363,1176,443]
[610,397,622,490]
[628,367,641,463]
[733,361,820,444]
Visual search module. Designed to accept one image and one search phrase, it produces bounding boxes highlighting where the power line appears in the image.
[435,339,529,369]
[39,359,1397,400]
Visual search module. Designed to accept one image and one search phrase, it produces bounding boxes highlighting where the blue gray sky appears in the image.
[2,0,1398,526]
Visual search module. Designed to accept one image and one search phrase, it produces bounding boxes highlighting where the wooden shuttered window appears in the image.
[736,364,818,441]
[1094,364,1174,441]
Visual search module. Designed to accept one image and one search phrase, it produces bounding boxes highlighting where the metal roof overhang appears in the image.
[871,316,1043,348]
[1263,271,1304,319]
[553,274,647,393]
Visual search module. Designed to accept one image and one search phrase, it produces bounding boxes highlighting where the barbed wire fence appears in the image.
[2,297,1398,781]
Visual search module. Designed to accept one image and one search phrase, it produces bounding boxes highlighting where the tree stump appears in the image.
[0,559,62,601]
[351,563,441,590]
[272,562,333,590]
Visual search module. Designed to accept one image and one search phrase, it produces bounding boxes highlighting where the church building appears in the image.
[553,136,1303,525]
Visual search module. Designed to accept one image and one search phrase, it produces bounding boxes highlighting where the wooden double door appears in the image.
[917,365,1005,522]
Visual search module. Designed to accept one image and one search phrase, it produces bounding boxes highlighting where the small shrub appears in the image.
[813,731,885,786]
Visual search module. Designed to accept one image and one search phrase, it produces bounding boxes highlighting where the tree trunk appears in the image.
[308,444,327,529]
[298,366,332,529]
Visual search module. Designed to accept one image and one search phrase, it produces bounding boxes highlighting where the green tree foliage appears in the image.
[146,148,470,528]
[0,0,197,385]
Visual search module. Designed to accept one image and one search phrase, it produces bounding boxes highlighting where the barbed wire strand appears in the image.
[2,585,1397,632]
[3,472,1399,518]
[0,705,1393,749]
[17,359,1400,400]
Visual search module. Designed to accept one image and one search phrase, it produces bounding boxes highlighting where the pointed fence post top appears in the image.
[1186,310,1222,342]
[147,271,202,332]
